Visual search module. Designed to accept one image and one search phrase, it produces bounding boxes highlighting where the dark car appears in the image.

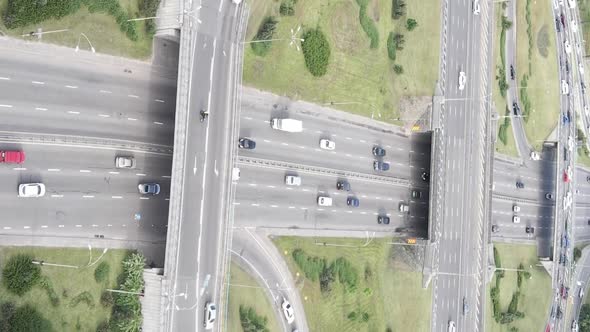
[512,102,519,115]
[561,13,566,28]
[372,146,386,157]
[510,65,515,80]
[556,18,561,32]
[412,190,422,199]
[557,306,563,319]
[374,161,390,171]
[587,175,590,183]
[525,226,535,234]
[491,225,499,233]
[138,183,160,195]
[377,215,390,225]
[238,138,256,149]
[546,192,554,200]
[421,172,430,182]
[566,60,570,73]
[582,81,587,92]
[563,112,570,124]
[516,181,524,189]
[336,180,351,191]
[347,196,360,207]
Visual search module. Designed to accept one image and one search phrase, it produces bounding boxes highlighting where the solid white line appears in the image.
[99,114,110,118]
[47,168,60,172]
[65,85,78,89]
[111,196,123,199]
[153,121,164,125]
[83,195,94,198]
[0,77,10,80]
[32,81,45,85]
[79,169,91,173]
[128,94,139,98]
[127,117,137,121]
[35,107,48,111]
[0,104,13,108]
[67,111,80,114]
[99,90,112,94]
[155,99,165,103]
[3,227,11,230]
[13,167,26,171]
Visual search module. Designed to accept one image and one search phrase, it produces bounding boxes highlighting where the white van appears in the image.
[317,196,333,206]
[285,175,301,186]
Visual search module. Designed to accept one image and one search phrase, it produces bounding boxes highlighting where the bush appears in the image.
[109,252,145,331]
[391,0,406,19]
[580,304,590,330]
[279,0,296,16]
[330,257,358,292]
[95,261,111,283]
[239,306,269,332]
[355,0,379,48]
[361,312,370,322]
[101,291,115,308]
[292,249,326,281]
[139,0,160,35]
[3,0,82,29]
[387,32,397,60]
[7,304,52,332]
[347,311,357,321]
[301,28,331,77]
[251,16,278,57]
[2,254,41,296]
[393,64,404,74]
[70,291,95,309]
[319,264,335,293]
[96,320,110,332]
[39,276,60,307]
[393,33,405,50]
[406,18,418,31]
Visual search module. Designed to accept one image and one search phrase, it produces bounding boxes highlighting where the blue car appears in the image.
[138,183,161,195]
[347,197,360,207]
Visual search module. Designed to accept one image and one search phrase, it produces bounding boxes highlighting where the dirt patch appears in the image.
[328,1,366,54]
[396,95,432,130]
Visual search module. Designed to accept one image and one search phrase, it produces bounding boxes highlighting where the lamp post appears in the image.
[75,33,95,53]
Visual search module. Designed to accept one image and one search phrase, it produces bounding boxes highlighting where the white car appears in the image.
[282,298,295,324]
[231,0,242,4]
[459,71,466,90]
[232,167,240,182]
[513,204,520,213]
[565,40,572,54]
[448,321,456,332]
[319,139,336,150]
[579,63,585,75]
[115,156,136,169]
[203,302,216,330]
[473,0,480,15]
[561,80,569,95]
[585,105,589,116]
[568,0,576,8]
[513,216,520,223]
[572,20,578,32]
[18,183,46,197]
[285,175,301,186]
[317,196,333,206]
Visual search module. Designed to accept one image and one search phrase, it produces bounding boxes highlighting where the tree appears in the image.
[406,18,418,31]
[393,64,404,74]
[392,0,407,19]
[94,261,110,283]
[387,32,397,60]
[393,33,405,50]
[7,304,52,332]
[2,254,41,296]
[575,247,582,263]
[580,304,590,331]
[251,16,279,57]
[301,28,331,77]
[239,306,270,332]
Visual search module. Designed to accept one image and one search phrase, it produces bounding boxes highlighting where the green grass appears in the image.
[578,0,590,56]
[226,262,281,332]
[243,0,440,123]
[273,237,431,332]
[485,243,552,332]
[0,0,153,59]
[515,0,559,151]
[0,246,129,331]
[577,147,590,168]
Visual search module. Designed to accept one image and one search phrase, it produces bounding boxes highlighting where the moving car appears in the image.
[573,320,579,332]
[421,172,430,182]
[373,161,390,171]
[285,175,302,186]
[336,180,351,191]
[347,196,360,207]
[491,225,500,233]
[412,190,422,199]
[271,118,303,132]
[317,196,333,207]
[138,183,160,195]
[372,146,386,157]
[238,138,256,149]
[203,302,217,330]
[565,39,572,53]
[115,156,136,169]
[556,18,561,32]
[18,183,46,197]
[282,299,295,324]
[546,192,554,200]
[232,168,241,181]
[526,226,535,234]
[459,71,466,90]
[448,321,456,332]
[0,150,25,164]
[473,0,480,14]
[580,63,585,75]
[377,215,390,225]
[513,216,520,223]
[399,202,409,213]
[516,180,524,189]
[572,20,578,32]
[562,80,569,95]
[513,204,520,213]
[510,65,515,80]
[512,101,520,115]
[463,297,469,314]
[319,139,336,150]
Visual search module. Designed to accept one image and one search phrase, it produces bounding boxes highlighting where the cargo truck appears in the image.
[271,118,303,132]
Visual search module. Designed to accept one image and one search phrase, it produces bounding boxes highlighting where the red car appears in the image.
[0,151,25,164]
[564,171,570,182]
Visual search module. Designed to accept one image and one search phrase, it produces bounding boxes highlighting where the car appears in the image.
[580,63,585,75]
[317,196,333,207]
[463,297,469,314]
[561,13,566,27]
[203,302,217,330]
[285,175,301,186]
[566,60,570,73]
[372,146,386,156]
[565,39,572,53]
[347,196,360,207]
[282,299,295,324]
[473,0,480,14]
[115,156,136,169]
[546,192,554,200]
[562,80,569,95]
[138,183,160,195]
[557,306,563,319]
[516,181,524,189]
[459,71,466,90]
[0,150,25,164]
[377,215,390,225]
[421,172,430,182]
[582,81,587,92]
[399,202,409,212]
[513,204,520,213]
[556,18,561,32]
[373,160,390,171]
[231,0,242,4]
[238,138,256,149]
[573,320,579,332]
[526,226,535,234]
[563,112,570,125]
[448,321,456,332]
[569,0,577,9]
[580,287,585,298]
[18,183,46,197]
[412,190,422,199]
[587,175,590,183]
[512,102,519,115]
[572,20,578,32]
[319,139,335,150]
[510,65,515,80]
[530,151,540,160]
[336,180,351,191]
[513,216,520,223]
[232,167,241,181]
[491,225,500,233]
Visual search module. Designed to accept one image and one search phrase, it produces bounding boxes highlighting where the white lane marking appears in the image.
[58,225,65,228]
[35,107,48,111]
[248,183,257,187]
[251,203,260,207]
[67,111,80,115]
[264,139,271,143]
[155,99,165,103]
[99,114,110,118]
[281,143,289,146]
[13,167,26,171]
[162,175,171,178]
[75,225,82,228]
[3,227,11,230]
[91,224,98,227]
[289,206,296,209]
[65,85,78,89]
[99,90,112,94]
[23,226,30,229]
[244,116,253,120]
[0,77,10,80]
[108,171,119,175]
[111,196,123,199]
[136,173,146,176]
[153,121,164,125]
[83,195,94,198]
[140,197,150,200]
[267,185,276,189]
[79,170,91,173]
[128,94,139,98]
[41,225,48,228]
[234,202,241,205]
[32,81,45,85]
[271,205,279,208]
[127,117,137,121]
[0,104,13,108]
[51,194,64,198]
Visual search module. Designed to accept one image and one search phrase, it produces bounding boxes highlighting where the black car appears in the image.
[347,196,360,207]
[546,192,554,200]
[525,226,535,234]
[372,146,386,157]
[421,172,430,182]
[561,13,566,28]
[374,161,390,171]
[510,65,515,80]
[516,181,524,189]
[336,180,351,191]
[491,225,499,233]
[587,175,590,183]
[566,60,570,73]
[556,18,561,32]
[512,101,519,115]
[412,190,422,199]
[377,215,390,225]
[238,138,256,149]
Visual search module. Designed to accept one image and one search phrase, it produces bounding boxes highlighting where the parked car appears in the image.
[138,183,160,195]
[377,215,390,225]
[463,297,469,314]
[373,161,390,171]
[285,175,301,186]
[319,139,336,150]
[473,0,480,14]
[372,146,386,157]
[513,216,520,223]
[546,192,554,200]
[513,204,520,213]
[347,197,360,207]
[203,302,217,330]
[0,150,25,164]
[238,138,256,149]
[282,299,295,324]
[116,156,136,169]
[459,71,466,90]
[18,183,46,197]
[336,180,351,191]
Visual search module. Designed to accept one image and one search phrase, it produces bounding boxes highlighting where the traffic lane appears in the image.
[0,144,172,177]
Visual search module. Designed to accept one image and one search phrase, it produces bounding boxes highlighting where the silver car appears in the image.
[115,156,136,169]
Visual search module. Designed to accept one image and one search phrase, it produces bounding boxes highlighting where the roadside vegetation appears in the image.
[0,247,146,332]
[273,237,431,332]
[578,0,590,56]
[0,0,161,59]
[243,0,440,123]
[485,244,552,332]
[227,263,281,332]
[576,126,590,167]
[515,0,559,151]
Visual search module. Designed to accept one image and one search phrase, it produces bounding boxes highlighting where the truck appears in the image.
[406,238,417,244]
[271,118,303,133]
[0,150,25,164]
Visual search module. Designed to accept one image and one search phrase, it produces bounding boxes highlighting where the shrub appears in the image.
[3,0,82,29]
[109,252,145,331]
[347,311,357,321]
[251,16,278,57]
[387,32,397,60]
[101,291,115,308]
[330,257,358,292]
[361,312,370,322]
[96,320,110,332]
[364,265,373,280]
[139,0,161,35]
[7,304,52,332]
[355,0,379,48]
[406,18,418,31]
[292,249,326,281]
[575,247,582,262]
[39,276,60,307]
[2,254,41,296]
[95,261,111,283]
[239,306,269,332]
[393,64,404,74]
[319,264,335,293]
[301,28,331,77]
[279,0,296,16]
[391,0,406,19]
[70,291,95,308]
[580,304,590,329]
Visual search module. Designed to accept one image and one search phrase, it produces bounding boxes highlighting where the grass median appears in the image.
[273,237,431,332]
[0,246,130,331]
[485,243,552,332]
[243,0,440,123]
